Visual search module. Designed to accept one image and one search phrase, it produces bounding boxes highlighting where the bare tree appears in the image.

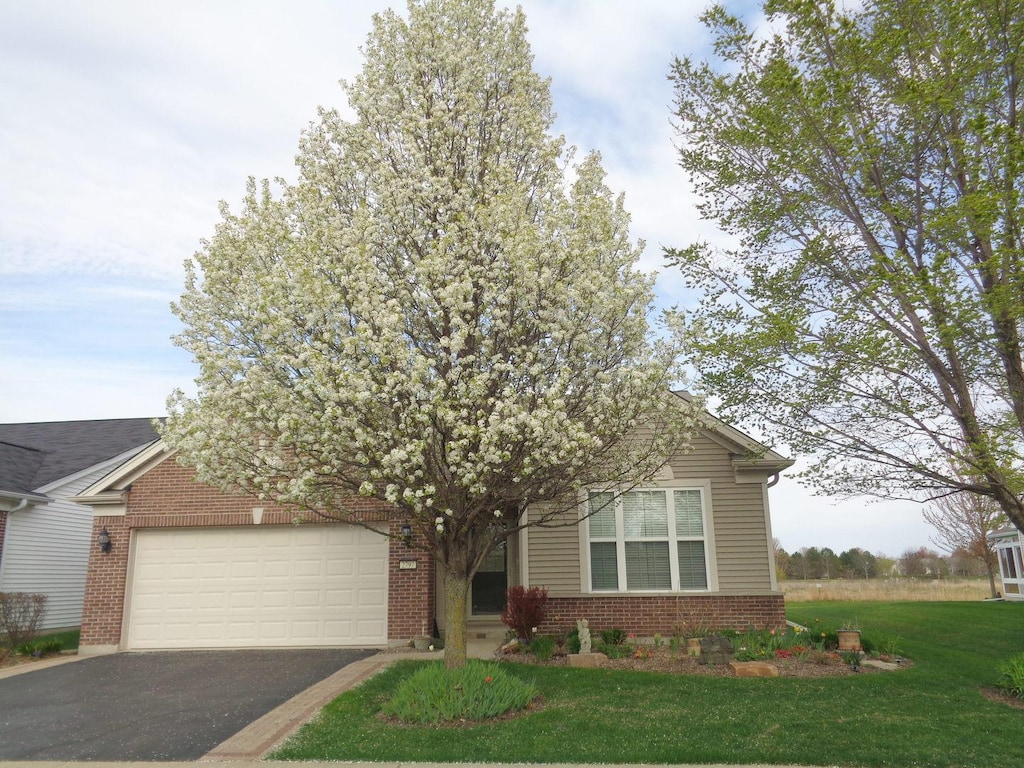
[924,492,1006,597]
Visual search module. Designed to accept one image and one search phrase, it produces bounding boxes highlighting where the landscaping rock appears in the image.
[568,652,607,668]
[697,635,734,665]
[862,658,900,671]
[730,661,780,677]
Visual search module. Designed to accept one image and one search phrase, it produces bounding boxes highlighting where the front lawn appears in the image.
[270,601,1024,767]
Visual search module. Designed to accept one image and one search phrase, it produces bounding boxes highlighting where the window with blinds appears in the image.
[586,488,710,592]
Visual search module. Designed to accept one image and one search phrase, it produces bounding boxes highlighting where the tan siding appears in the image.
[525,430,776,598]
[672,433,774,594]
[524,504,582,596]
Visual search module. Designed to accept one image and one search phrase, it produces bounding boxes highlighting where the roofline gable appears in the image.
[73,439,177,514]
[672,391,794,475]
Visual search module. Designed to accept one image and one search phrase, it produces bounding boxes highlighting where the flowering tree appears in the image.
[163,0,695,668]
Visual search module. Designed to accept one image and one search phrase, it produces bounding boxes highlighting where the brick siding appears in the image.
[80,459,435,648]
[0,510,6,570]
[539,594,786,636]
[80,457,783,649]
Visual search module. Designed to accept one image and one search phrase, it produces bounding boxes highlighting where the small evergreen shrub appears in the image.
[0,592,47,651]
[998,653,1024,699]
[382,661,538,724]
[500,586,548,640]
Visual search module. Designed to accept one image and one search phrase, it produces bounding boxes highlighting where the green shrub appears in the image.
[565,628,581,654]
[16,637,62,657]
[381,661,538,724]
[998,652,1024,699]
[529,634,556,661]
[597,641,634,659]
[600,628,628,645]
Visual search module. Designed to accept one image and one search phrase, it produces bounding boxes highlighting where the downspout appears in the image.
[9,498,29,513]
[767,472,780,488]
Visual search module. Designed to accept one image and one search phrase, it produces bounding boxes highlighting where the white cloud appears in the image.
[0,0,939,556]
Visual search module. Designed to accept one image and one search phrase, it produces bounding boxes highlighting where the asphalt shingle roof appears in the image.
[0,418,160,496]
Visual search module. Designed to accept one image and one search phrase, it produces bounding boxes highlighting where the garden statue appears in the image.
[577,618,591,653]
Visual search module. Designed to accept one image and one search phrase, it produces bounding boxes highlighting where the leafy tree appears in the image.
[162,0,694,668]
[839,548,877,579]
[874,553,897,578]
[786,549,807,580]
[669,0,1024,529]
[923,490,1006,596]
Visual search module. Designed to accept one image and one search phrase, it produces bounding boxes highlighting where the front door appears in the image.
[471,540,507,615]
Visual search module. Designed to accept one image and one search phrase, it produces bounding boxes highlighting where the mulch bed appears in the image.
[496,644,910,678]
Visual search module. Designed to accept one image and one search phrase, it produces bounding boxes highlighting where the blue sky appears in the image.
[0,0,933,556]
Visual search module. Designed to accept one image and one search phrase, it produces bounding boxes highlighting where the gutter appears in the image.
[0,490,48,512]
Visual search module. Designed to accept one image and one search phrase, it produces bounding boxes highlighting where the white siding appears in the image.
[0,450,146,630]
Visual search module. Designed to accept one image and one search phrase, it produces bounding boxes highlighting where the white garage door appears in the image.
[126,525,388,649]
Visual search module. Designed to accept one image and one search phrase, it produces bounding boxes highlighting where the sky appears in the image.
[0,0,936,558]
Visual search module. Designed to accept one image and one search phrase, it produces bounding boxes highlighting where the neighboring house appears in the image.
[993,526,1024,600]
[0,419,160,631]
[75,401,793,653]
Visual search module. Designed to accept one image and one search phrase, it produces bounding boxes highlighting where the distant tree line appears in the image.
[775,545,992,582]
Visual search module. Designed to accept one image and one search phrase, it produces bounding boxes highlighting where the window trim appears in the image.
[580,483,716,594]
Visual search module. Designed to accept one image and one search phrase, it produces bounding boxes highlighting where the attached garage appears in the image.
[125,525,388,649]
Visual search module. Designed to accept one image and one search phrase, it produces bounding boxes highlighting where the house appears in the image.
[993,525,1024,600]
[0,419,160,631]
[74,405,793,653]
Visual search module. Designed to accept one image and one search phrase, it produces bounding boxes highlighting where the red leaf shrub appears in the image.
[500,586,548,640]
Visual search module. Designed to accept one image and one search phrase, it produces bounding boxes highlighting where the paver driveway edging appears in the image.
[202,652,412,761]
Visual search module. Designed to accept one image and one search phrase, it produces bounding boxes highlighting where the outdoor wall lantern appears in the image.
[401,523,413,548]
[97,527,112,554]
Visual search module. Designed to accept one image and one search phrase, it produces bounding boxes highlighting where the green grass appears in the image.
[3,628,79,655]
[270,602,1024,767]
[38,629,79,652]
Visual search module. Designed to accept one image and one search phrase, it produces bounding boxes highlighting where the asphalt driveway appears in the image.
[0,647,374,761]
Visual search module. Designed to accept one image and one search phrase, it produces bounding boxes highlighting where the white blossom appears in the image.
[161,0,697,668]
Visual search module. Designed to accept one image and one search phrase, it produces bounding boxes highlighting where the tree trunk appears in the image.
[987,562,999,599]
[443,566,470,670]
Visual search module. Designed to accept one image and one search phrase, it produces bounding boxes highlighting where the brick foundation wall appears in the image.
[80,459,435,648]
[0,510,6,568]
[538,594,786,636]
